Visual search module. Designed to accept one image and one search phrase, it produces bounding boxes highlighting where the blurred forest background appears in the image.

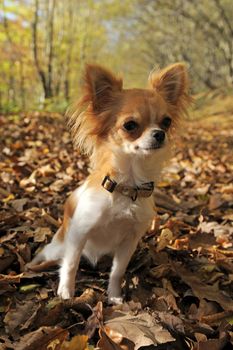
[0,0,232,113]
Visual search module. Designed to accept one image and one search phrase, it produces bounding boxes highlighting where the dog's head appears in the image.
[68,63,191,158]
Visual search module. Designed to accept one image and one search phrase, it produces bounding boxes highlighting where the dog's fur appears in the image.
[29,63,191,304]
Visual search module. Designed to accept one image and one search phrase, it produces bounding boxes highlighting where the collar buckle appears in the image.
[102,175,117,193]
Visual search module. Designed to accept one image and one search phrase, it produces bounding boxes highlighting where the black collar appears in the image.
[102,175,154,201]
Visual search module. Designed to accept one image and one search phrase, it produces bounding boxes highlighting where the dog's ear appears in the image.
[84,64,123,113]
[149,63,190,109]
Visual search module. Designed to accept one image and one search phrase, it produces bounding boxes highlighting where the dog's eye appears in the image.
[161,116,172,129]
[123,120,139,132]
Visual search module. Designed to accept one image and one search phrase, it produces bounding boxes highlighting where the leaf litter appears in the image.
[0,112,233,349]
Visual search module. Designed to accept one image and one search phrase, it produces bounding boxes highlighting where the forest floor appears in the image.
[0,92,233,350]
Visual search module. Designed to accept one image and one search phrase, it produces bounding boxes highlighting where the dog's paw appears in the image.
[108,296,123,305]
[57,283,75,300]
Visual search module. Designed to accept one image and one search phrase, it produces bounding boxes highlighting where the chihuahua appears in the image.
[29,63,191,304]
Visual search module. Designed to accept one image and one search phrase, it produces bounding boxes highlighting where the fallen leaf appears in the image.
[11,198,28,212]
[4,301,39,337]
[13,326,68,350]
[19,283,41,293]
[98,328,125,350]
[61,334,89,350]
[158,312,184,333]
[198,221,233,237]
[34,227,52,242]
[196,332,230,350]
[104,310,175,350]
[156,228,173,252]
[2,193,15,203]
[85,301,103,338]
[208,194,224,210]
[174,264,233,311]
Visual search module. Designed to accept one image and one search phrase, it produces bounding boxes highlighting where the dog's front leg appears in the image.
[57,222,88,299]
[108,237,139,304]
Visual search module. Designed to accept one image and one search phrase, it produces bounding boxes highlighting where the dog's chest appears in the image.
[77,186,155,263]
[109,194,154,225]
[87,193,154,245]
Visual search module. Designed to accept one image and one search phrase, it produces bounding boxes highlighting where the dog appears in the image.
[29,63,191,304]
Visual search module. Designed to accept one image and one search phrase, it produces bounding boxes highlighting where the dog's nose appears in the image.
[152,130,165,144]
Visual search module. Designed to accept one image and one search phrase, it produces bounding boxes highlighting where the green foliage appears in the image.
[43,98,69,114]
[0,0,232,112]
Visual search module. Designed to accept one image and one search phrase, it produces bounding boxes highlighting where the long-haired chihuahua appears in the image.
[29,63,191,304]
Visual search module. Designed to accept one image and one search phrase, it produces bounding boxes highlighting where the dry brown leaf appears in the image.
[42,209,60,228]
[26,259,59,272]
[154,188,184,212]
[4,301,40,336]
[0,254,15,274]
[11,198,28,212]
[0,212,19,228]
[50,179,66,192]
[201,310,233,325]
[191,299,219,321]
[162,278,179,297]
[153,287,179,313]
[174,264,233,311]
[158,312,184,333]
[34,227,52,242]
[156,228,173,252]
[109,300,142,313]
[63,288,97,307]
[85,301,104,338]
[13,326,68,350]
[20,170,37,188]
[189,232,217,250]
[0,273,21,284]
[196,332,230,350]
[149,264,172,279]
[98,327,135,350]
[104,310,175,350]
[208,194,224,210]
[98,328,125,350]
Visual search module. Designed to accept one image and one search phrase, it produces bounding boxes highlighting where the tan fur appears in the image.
[148,63,193,121]
[55,193,77,242]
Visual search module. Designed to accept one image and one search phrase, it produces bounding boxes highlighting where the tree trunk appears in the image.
[64,0,74,101]
[47,0,55,99]
[19,60,26,110]
[32,0,56,100]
